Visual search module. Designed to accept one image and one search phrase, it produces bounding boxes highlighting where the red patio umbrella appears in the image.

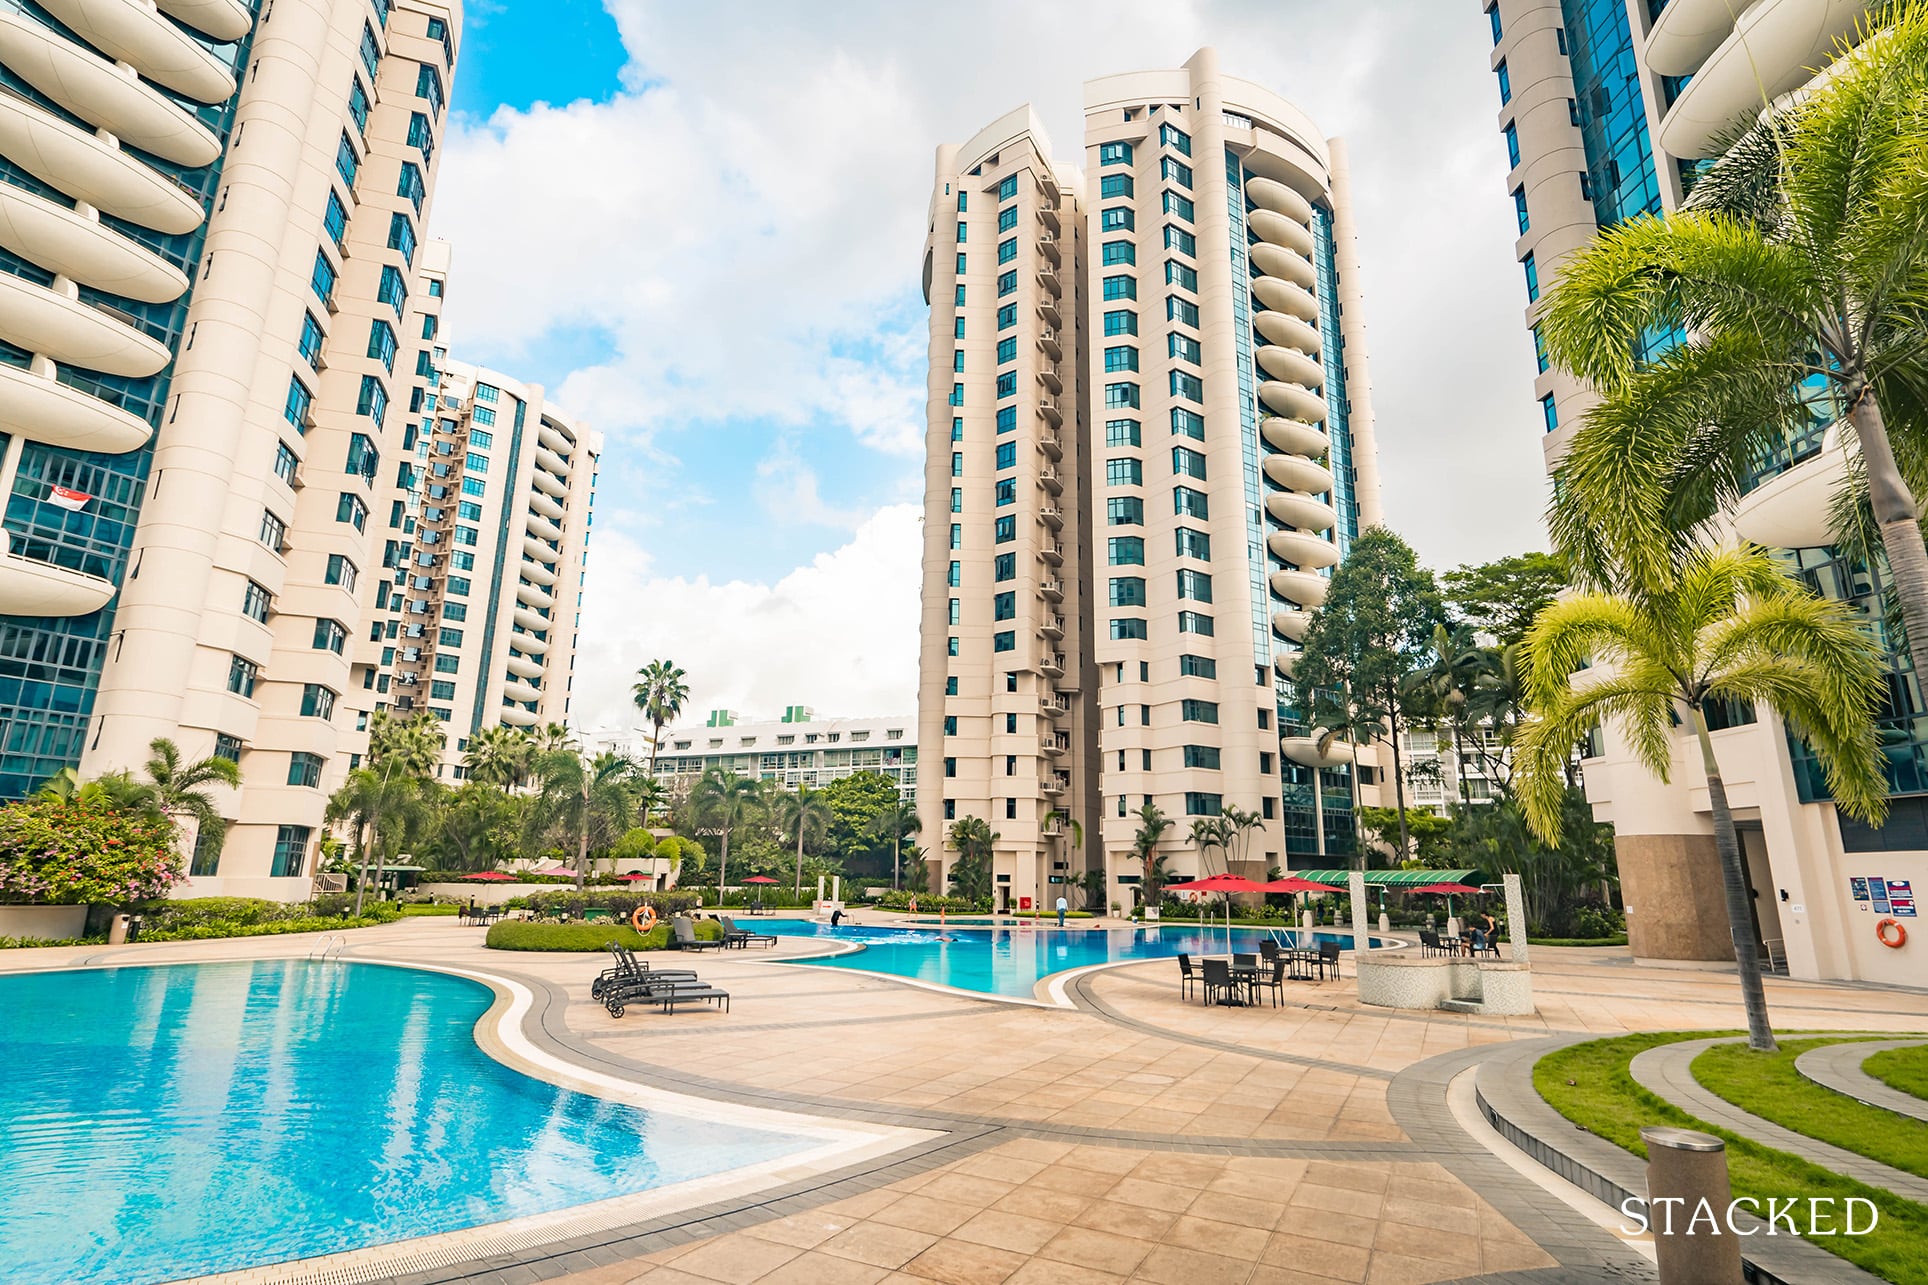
[618,872,654,883]
[1257,876,1341,894]
[462,871,514,881]
[1412,882,1483,923]
[534,865,574,878]
[742,876,779,884]
[1163,874,1267,955]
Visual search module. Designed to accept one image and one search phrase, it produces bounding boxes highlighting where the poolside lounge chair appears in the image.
[604,973,721,1017]
[592,943,696,998]
[671,917,724,951]
[654,985,730,1014]
[719,916,776,949]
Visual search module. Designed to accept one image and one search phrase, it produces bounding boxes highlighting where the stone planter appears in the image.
[0,905,89,941]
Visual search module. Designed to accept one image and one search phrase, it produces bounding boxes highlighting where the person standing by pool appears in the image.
[830,907,844,927]
[1055,894,1067,927]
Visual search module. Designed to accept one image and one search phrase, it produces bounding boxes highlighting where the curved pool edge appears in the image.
[1,954,940,1285]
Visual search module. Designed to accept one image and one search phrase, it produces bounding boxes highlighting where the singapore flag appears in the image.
[48,485,92,512]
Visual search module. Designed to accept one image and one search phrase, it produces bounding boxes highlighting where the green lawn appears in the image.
[1693,1038,1928,1182]
[1534,1033,1928,1284]
[1866,1044,1928,1105]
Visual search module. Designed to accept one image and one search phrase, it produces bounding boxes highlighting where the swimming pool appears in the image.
[0,960,818,1285]
[757,919,1372,1000]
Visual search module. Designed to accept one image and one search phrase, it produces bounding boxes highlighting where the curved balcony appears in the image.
[1272,608,1312,642]
[1248,208,1316,257]
[1265,490,1336,531]
[0,183,188,303]
[1256,343,1324,389]
[1730,429,1847,550]
[0,362,150,452]
[1244,176,1314,225]
[535,446,571,477]
[513,604,550,633]
[1643,0,1745,74]
[1254,310,1321,358]
[515,580,554,610]
[1251,275,1319,323]
[37,0,237,103]
[0,273,171,376]
[523,535,559,564]
[523,512,563,543]
[1267,527,1340,570]
[1261,415,1327,457]
[1657,0,1870,159]
[1273,650,1299,679]
[0,13,221,168]
[0,540,116,616]
[1271,567,1329,608]
[154,0,251,42]
[1263,453,1333,495]
[509,628,549,654]
[537,422,574,454]
[527,489,564,521]
[1259,379,1328,423]
[498,705,538,728]
[530,468,568,499]
[518,557,555,587]
[502,679,542,704]
[1282,734,1352,768]
[0,90,203,233]
[505,652,543,680]
[1249,241,1316,291]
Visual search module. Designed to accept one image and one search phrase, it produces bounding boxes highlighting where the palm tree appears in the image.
[368,709,445,779]
[867,799,922,890]
[526,749,641,889]
[464,725,534,789]
[140,736,241,857]
[1130,803,1172,905]
[1405,623,1485,805]
[328,768,424,915]
[1188,816,1228,878]
[946,816,996,904]
[1539,10,1928,678]
[687,768,762,896]
[533,722,574,755]
[35,767,158,816]
[1515,546,1887,1052]
[631,659,690,777]
[1221,804,1265,873]
[1463,643,1529,794]
[773,785,834,897]
[634,775,669,828]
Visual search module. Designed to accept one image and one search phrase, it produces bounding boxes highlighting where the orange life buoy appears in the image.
[1876,917,1907,949]
[631,904,658,933]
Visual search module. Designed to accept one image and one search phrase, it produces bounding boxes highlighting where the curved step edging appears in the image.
[1474,1040,1887,1285]
[1794,1039,1928,1124]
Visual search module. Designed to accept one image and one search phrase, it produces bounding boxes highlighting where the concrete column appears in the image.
[1640,1128,1742,1284]
[1348,871,1370,954]
[1504,872,1530,964]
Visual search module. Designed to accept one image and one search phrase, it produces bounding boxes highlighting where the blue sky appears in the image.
[429,1,1551,731]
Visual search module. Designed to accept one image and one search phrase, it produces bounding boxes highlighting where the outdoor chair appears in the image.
[1259,939,1281,964]
[1232,952,1257,969]
[1314,940,1342,980]
[1419,930,1442,957]
[671,917,724,951]
[1177,953,1199,1001]
[719,916,776,948]
[1253,956,1288,1007]
[1200,957,1240,1007]
[1478,932,1503,959]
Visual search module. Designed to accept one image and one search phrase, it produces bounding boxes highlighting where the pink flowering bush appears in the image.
[0,799,182,904]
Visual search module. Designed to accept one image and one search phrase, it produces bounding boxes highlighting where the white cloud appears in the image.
[571,504,924,731]
[432,1,1567,725]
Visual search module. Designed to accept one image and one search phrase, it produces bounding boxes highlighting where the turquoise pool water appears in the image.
[758,920,1368,999]
[0,960,817,1285]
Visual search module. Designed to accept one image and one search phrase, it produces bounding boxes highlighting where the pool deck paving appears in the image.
[14,914,1928,1285]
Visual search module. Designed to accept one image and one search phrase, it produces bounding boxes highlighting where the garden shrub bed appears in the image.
[1535,1032,1928,1283]
[484,918,724,952]
[503,890,702,920]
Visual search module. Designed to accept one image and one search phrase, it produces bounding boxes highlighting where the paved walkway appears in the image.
[1795,1039,1928,1123]
[1626,1037,1928,1205]
[11,917,1928,1284]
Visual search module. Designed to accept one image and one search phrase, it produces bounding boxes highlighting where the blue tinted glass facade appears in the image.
[0,9,255,798]
[1561,0,1664,227]
[1223,152,1270,677]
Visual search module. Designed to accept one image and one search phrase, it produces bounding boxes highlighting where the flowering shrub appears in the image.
[0,799,181,904]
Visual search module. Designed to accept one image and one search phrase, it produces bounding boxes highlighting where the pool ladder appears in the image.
[310,934,346,960]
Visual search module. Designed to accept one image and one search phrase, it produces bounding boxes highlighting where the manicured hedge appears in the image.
[483,918,725,952]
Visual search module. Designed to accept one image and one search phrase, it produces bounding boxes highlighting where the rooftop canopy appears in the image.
[1289,869,1483,888]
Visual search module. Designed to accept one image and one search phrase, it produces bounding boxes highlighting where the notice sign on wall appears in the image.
[1853,876,1918,916]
